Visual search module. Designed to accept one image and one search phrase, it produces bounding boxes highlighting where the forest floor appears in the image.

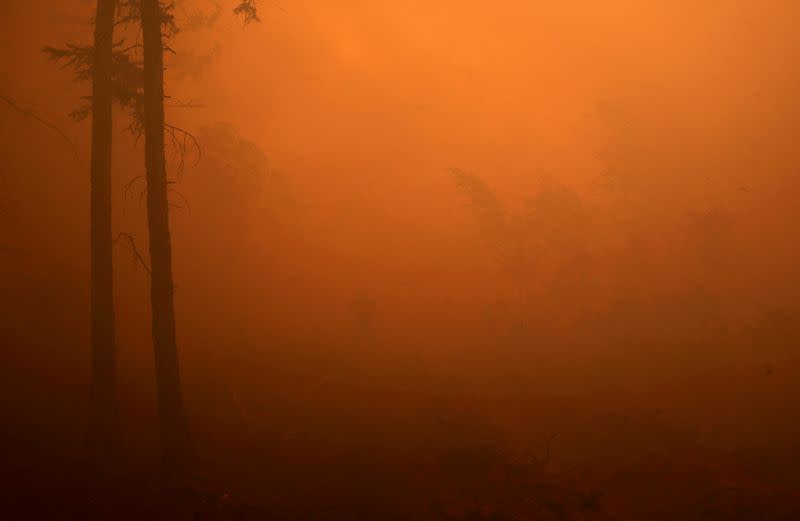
[6,440,800,521]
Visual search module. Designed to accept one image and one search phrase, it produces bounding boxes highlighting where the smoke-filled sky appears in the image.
[2,0,800,470]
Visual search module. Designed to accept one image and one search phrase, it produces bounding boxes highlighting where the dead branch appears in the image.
[117,43,144,54]
[168,187,191,213]
[164,122,201,175]
[114,232,151,274]
[123,175,146,201]
[0,94,79,160]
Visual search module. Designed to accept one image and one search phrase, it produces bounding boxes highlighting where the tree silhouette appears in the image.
[43,0,151,467]
[141,0,191,476]
[138,0,260,478]
[43,0,122,465]
[86,0,119,467]
[44,0,260,475]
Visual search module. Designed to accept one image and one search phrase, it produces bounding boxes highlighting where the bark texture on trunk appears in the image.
[87,0,118,463]
[142,0,191,475]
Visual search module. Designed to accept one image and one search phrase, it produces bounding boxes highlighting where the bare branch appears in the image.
[123,175,146,202]
[114,232,151,274]
[168,187,191,213]
[0,94,79,160]
[164,122,201,175]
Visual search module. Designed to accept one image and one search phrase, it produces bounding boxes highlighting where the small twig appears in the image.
[166,100,207,109]
[524,432,559,469]
[168,188,191,213]
[114,232,151,274]
[117,42,144,54]
[123,175,145,199]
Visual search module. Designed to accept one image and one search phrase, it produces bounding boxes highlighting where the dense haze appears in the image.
[2,1,800,518]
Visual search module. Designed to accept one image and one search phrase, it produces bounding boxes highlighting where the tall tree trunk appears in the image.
[87,0,118,464]
[141,0,191,475]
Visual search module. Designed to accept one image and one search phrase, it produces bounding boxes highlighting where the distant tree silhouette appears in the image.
[234,0,261,24]
[450,168,537,282]
[450,168,508,255]
[451,169,595,311]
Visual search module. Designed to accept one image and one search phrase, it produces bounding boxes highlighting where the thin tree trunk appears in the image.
[87,0,118,464]
[141,0,191,475]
